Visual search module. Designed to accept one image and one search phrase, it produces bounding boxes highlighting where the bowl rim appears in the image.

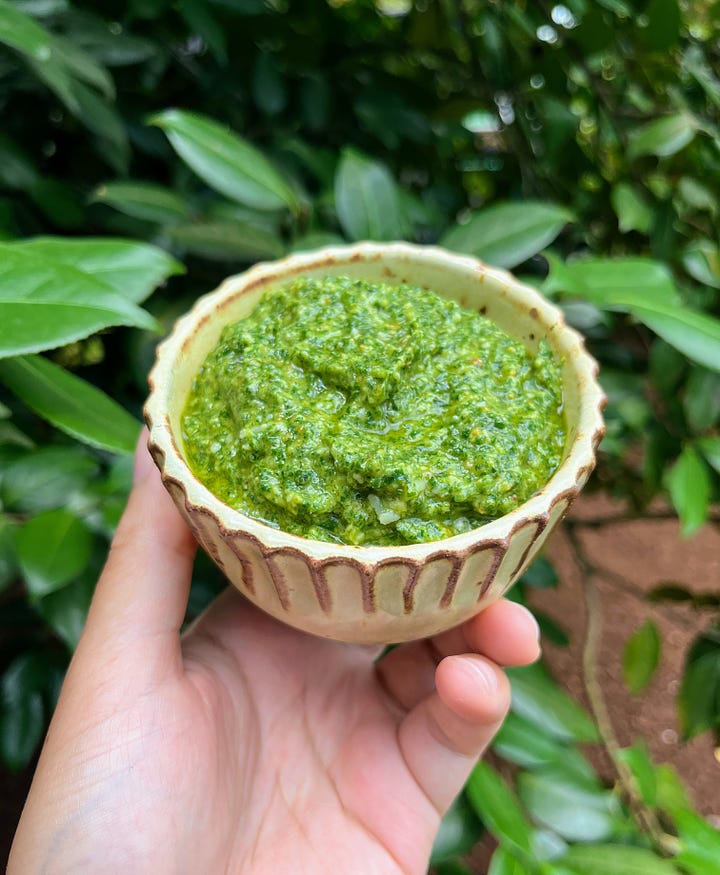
[145,241,606,562]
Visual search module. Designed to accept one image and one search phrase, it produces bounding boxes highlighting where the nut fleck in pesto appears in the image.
[181,275,566,546]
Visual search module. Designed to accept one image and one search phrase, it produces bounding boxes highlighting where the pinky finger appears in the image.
[398,654,510,815]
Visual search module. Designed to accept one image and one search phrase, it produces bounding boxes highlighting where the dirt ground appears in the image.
[1,494,718,870]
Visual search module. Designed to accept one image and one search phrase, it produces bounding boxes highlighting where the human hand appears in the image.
[9,434,540,875]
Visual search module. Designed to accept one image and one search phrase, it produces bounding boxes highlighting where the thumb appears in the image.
[80,429,197,670]
[398,654,510,815]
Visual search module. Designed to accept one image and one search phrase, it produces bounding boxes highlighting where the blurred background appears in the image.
[0,0,719,871]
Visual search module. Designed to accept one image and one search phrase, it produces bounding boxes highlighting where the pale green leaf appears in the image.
[15,237,184,304]
[334,149,409,242]
[627,113,697,160]
[682,241,720,289]
[441,201,574,269]
[614,741,657,808]
[16,509,92,597]
[697,436,720,475]
[92,181,191,225]
[0,447,98,513]
[165,221,284,261]
[466,762,533,856]
[623,620,661,693]
[0,355,140,454]
[561,844,681,874]
[668,447,710,537]
[150,109,298,213]
[611,183,653,234]
[631,302,720,373]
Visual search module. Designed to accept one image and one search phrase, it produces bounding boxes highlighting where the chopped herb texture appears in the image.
[182,275,566,545]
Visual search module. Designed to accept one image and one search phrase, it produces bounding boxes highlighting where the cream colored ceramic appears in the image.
[145,243,605,644]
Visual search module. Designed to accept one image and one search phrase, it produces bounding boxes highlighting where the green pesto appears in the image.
[181,275,566,546]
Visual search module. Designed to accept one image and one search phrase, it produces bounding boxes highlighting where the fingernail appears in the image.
[133,430,154,484]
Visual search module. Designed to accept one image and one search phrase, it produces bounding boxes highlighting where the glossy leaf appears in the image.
[92,181,191,225]
[630,302,720,373]
[674,809,720,875]
[611,183,653,234]
[667,447,710,537]
[682,241,720,289]
[0,244,158,357]
[697,436,720,475]
[0,516,18,592]
[430,793,484,863]
[466,762,533,856]
[15,237,184,305]
[334,149,408,242]
[441,202,574,269]
[561,844,681,874]
[0,685,43,772]
[488,846,533,875]
[493,712,595,780]
[0,355,140,454]
[678,627,720,739]
[36,571,95,648]
[1,447,98,513]
[16,509,92,597]
[507,663,599,743]
[622,620,661,694]
[150,109,298,213]
[627,113,697,160]
[518,769,616,842]
[165,221,284,261]
[683,368,720,431]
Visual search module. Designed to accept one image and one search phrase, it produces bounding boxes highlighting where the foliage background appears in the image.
[1,0,719,871]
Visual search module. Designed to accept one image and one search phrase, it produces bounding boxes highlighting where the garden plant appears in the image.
[0,0,719,872]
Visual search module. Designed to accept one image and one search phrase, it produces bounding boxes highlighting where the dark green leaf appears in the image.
[637,0,680,51]
[36,570,95,648]
[560,844,681,875]
[441,202,574,269]
[290,232,346,253]
[15,237,184,305]
[0,515,18,592]
[518,769,616,842]
[165,221,284,262]
[697,436,720,475]
[683,368,720,431]
[647,584,693,603]
[252,51,286,115]
[521,556,558,589]
[622,620,661,694]
[667,447,710,537]
[150,109,298,213]
[92,181,191,225]
[536,613,569,647]
[16,509,92,596]
[0,689,43,771]
[466,762,533,856]
[178,0,227,64]
[334,149,409,242]
[678,630,720,739]
[434,863,475,875]
[430,793,484,864]
[0,355,140,454]
[507,663,599,743]
[627,113,697,160]
[611,183,653,234]
[1,447,98,513]
[682,241,720,289]
[0,243,158,357]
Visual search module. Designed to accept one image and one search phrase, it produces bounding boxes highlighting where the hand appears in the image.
[9,434,540,875]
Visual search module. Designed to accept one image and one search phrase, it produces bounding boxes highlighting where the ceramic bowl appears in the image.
[145,242,605,644]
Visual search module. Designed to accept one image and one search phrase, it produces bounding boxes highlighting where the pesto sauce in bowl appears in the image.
[181,275,566,546]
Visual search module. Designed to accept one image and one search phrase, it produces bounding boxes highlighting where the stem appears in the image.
[565,525,678,855]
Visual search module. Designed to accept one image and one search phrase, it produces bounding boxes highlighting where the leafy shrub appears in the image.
[1,0,719,871]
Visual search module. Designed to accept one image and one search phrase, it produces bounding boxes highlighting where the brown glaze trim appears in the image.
[221,537,256,596]
[264,553,291,611]
[478,544,507,600]
[508,517,548,581]
[310,565,332,614]
[402,565,421,614]
[321,558,378,614]
[439,558,463,608]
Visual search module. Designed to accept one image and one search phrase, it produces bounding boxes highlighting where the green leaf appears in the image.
[544,255,679,309]
[637,0,680,51]
[441,201,574,269]
[615,741,657,808]
[682,241,720,289]
[627,113,698,160]
[488,845,533,875]
[1,447,98,513]
[630,302,720,373]
[165,221,284,262]
[667,447,711,537]
[518,769,616,842]
[149,109,298,213]
[334,149,409,242]
[674,809,720,875]
[466,762,533,856]
[431,793,484,864]
[0,243,158,357]
[697,436,720,475]
[0,355,140,454]
[683,368,720,431]
[611,183,653,234]
[678,628,720,739]
[507,663,599,743]
[521,556,558,589]
[15,237,184,305]
[16,509,92,597]
[92,181,191,225]
[290,232,346,253]
[622,620,661,693]
[493,712,595,780]
[36,570,95,648]
[0,516,18,592]
[560,844,681,875]
[178,0,227,64]
[0,684,43,772]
